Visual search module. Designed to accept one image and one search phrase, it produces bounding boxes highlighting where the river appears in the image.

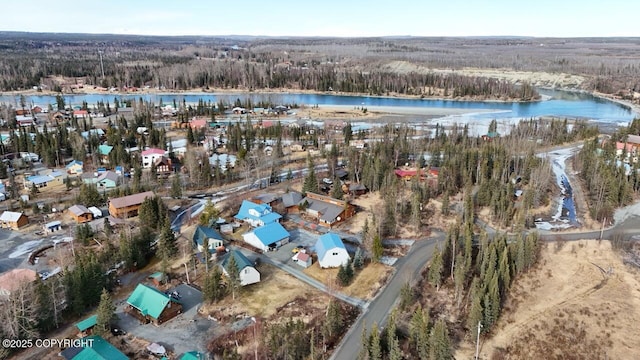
[0,88,636,125]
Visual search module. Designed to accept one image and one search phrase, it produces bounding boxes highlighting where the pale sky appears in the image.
[1,0,637,37]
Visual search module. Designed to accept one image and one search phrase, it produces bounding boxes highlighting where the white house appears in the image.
[315,233,351,268]
[192,225,224,254]
[234,200,282,228]
[141,148,166,168]
[242,222,290,252]
[221,250,260,286]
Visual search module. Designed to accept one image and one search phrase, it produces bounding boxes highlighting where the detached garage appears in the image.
[242,222,290,252]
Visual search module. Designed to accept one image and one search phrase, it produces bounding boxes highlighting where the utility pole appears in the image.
[183,262,190,284]
[475,321,483,360]
[600,217,606,240]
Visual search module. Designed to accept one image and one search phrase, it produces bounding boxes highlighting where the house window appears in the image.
[244,269,249,274]
[332,252,338,256]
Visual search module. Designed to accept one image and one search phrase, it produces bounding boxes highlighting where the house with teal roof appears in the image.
[181,352,205,360]
[221,250,260,286]
[97,144,113,164]
[125,284,182,325]
[75,314,97,336]
[60,335,128,360]
[193,225,224,254]
[242,221,290,252]
[234,200,282,227]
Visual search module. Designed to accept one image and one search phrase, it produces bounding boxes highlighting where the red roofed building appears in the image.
[394,168,426,181]
[73,110,89,118]
[190,118,207,129]
[141,148,166,168]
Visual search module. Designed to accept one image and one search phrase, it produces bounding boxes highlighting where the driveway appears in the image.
[116,284,212,357]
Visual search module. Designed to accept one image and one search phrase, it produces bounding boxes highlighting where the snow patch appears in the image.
[9,239,44,259]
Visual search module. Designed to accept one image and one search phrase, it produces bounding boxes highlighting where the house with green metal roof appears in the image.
[125,284,182,325]
[193,225,224,254]
[180,351,205,360]
[75,314,97,335]
[60,335,128,360]
[97,144,114,164]
[221,250,260,286]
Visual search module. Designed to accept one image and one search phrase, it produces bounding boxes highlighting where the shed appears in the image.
[148,272,166,286]
[293,251,312,268]
[44,220,62,233]
[75,314,97,336]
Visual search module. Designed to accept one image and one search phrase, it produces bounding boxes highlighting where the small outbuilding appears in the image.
[293,251,312,268]
[75,314,97,336]
[44,220,62,233]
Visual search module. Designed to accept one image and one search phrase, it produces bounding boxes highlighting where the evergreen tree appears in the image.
[428,248,444,290]
[158,218,178,261]
[203,267,225,303]
[337,261,354,286]
[387,310,401,360]
[372,233,383,262]
[226,254,241,300]
[368,323,382,360]
[34,277,55,333]
[302,154,319,194]
[199,199,220,226]
[410,305,430,360]
[323,300,343,340]
[429,319,452,360]
[103,217,113,236]
[353,247,364,269]
[95,288,116,336]
[331,177,344,199]
[187,126,195,144]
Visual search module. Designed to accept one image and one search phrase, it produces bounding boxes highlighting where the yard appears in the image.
[303,261,393,300]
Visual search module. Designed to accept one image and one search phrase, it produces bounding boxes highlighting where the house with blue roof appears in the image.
[66,160,84,175]
[80,128,105,140]
[315,233,350,268]
[193,225,224,254]
[97,144,113,164]
[234,200,282,227]
[24,170,64,189]
[221,250,260,286]
[242,222,290,252]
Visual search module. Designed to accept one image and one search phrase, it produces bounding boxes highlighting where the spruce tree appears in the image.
[96,288,116,336]
[226,254,241,300]
[171,174,182,198]
[372,233,383,262]
[410,305,430,360]
[369,323,382,360]
[158,218,178,261]
[428,248,444,290]
[429,319,452,360]
[302,154,319,194]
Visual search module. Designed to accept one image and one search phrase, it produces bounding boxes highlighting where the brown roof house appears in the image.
[298,192,355,226]
[0,211,29,230]
[108,191,155,218]
[68,205,93,223]
[0,268,37,297]
[125,284,182,325]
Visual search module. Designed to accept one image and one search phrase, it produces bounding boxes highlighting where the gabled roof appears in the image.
[627,134,640,145]
[299,196,344,224]
[97,171,119,184]
[315,233,346,259]
[193,225,224,247]
[0,211,25,222]
[66,159,84,167]
[71,335,128,360]
[250,222,289,246]
[97,144,113,155]
[68,205,91,216]
[181,351,205,360]
[80,129,105,139]
[142,148,166,156]
[251,192,279,204]
[221,250,254,272]
[109,191,154,209]
[126,283,179,320]
[75,314,97,332]
[296,252,311,262]
[281,191,304,207]
[234,200,282,224]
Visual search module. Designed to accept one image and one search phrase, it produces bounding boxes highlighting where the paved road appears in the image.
[330,234,444,360]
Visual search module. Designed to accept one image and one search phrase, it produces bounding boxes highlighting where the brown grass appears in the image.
[303,261,393,300]
[456,240,640,360]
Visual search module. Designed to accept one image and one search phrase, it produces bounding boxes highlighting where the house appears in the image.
[481,132,500,141]
[141,148,166,168]
[44,220,62,233]
[73,109,89,118]
[315,233,351,268]
[181,352,205,360]
[234,200,282,227]
[298,192,355,226]
[125,283,182,325]
[0,269,37,297]
[108,191,155,218]
[97,144,113,163]
[75,314,97,336]
[24,170,64,189]
[66,160,84,175]
[209,153,237,171]
[394,168,426,181]
[348,183,368,196]
[242,222,290,252]
[250,193,280,207]
[221,250,260,286]
[80,129,105,140]
[68,205,93,223]
[154,157,172,176]
[189,118,207,129]
[96,171,119,189]
[59,335,128,360]
[0,211,28,229]
[293,251,312,268]
[193,225,225,254]
[281,191,304,213]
